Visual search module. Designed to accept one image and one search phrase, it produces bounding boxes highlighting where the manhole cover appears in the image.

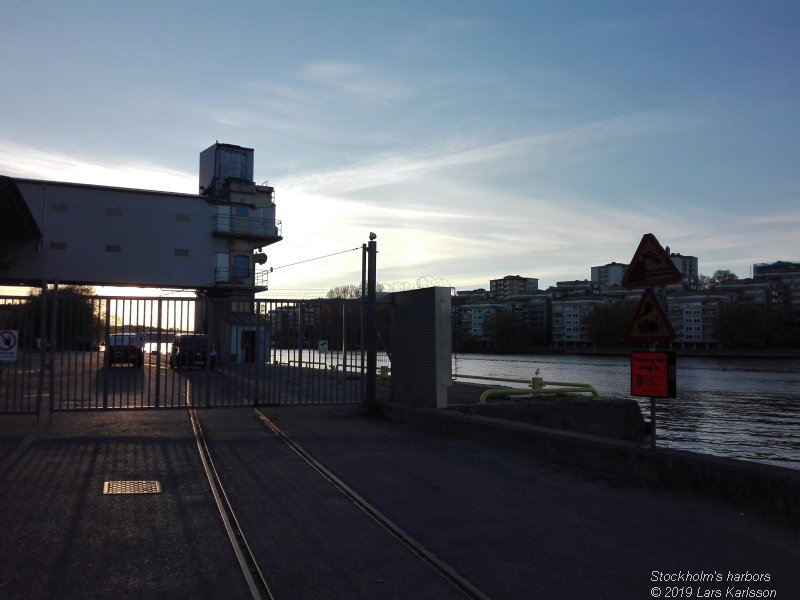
[103,480,161,495]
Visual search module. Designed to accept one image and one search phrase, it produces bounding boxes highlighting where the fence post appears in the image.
[35,282,47,418]
[155,299,162,408]
[48,281,58,414]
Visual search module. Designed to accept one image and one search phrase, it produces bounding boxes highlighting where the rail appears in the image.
[453,374,599,403]
[277,360,367,384]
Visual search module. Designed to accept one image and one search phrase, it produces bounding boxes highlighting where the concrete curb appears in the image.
[377,400,800,527]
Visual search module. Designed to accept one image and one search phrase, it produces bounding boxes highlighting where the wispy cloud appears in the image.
[0,140,195,193]
[392,16,492,59]
[278,107,702,197]
[297,60,411,103]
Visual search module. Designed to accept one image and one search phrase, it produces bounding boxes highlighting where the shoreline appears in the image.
[454,348,800,360]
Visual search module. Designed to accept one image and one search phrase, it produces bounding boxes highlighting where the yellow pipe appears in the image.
[478,379,599,404]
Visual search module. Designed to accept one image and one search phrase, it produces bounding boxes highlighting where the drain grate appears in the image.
[103,480,162,495]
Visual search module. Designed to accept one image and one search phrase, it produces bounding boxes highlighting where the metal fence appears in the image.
[0,292,368,415]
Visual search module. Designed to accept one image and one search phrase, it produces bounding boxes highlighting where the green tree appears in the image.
[711,270,739,286]
[24,285,104,350]
[715,304,794,349]
[484,311,528,353]
[698,274,713,290]
[698,270,739,290]
[584,301,638,347]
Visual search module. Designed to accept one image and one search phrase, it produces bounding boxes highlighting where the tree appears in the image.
[698,270,739,290]
[326,283,385,299]
[484,311,528,353]
[327,284,362,299]
[584,301,638,347]
[715,304,794,349]
[713,269,739,283]
[712,270,738,286]
[22,285,104,350]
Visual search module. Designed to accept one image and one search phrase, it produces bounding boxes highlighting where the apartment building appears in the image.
[489,275,538,299]
[508,293,552,345]
[667,250,700,290]
[459,302,508,342]
[753,261,800,322]
[591,262,627,291]
[666,292,727,348]
[552,297,612,347]
[454,254,800,350]
[714,278,779,307]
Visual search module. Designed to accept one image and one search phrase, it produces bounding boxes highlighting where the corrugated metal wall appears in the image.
[389,287,452,408]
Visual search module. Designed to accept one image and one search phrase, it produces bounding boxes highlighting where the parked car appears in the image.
[105,334,144,367]
[169,334,214,370]
[77,337,100,351]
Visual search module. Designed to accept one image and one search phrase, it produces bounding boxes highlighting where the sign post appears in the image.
[620,233,684,289]
[621,234,681,449]
[631,351,677,448]
[0,330,19,362]
[625,288,675,344]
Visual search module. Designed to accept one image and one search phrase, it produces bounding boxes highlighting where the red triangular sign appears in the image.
[626,288,676,343]
[621,233,683,288]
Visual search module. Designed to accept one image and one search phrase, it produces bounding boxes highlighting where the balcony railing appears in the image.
[214,267,269,290]
[214,215,282,239]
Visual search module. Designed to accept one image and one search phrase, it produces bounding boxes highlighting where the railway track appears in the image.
[187,403,491,600]
[188,406,274,600]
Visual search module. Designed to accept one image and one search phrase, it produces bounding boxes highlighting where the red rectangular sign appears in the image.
[630,351,676,398]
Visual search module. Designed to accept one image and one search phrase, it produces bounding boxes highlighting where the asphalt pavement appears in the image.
[1,406,798,600]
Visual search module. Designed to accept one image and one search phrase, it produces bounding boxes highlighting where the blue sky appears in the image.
[2,1,798,297]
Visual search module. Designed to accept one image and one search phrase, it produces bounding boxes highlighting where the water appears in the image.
[452,353,800,471]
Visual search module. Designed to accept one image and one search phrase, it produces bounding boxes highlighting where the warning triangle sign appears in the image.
[626,288,676,343]
[620,233,683,288]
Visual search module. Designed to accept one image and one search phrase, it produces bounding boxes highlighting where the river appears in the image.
[452,353,800,471]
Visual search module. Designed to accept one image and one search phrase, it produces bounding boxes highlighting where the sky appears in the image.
[1,0,798,298]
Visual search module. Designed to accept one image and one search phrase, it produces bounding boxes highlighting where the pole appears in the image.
[360,243,366,384]
[650,397,657,449]
[364,238,377,411]
[48,280,58,415]
[36,281,47,420]
[650,338,657,449]
[361,244,367,300]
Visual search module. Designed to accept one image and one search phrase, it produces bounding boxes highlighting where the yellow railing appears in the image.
[452,373,599,403]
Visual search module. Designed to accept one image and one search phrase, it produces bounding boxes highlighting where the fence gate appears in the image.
[0,292,367,415]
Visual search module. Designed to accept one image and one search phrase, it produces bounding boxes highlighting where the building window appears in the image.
[233,254,250,278]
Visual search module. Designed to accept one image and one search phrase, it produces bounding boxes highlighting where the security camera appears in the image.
[369,232,377,240]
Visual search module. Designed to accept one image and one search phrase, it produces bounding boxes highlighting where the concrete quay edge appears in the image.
[376,400,800,527]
